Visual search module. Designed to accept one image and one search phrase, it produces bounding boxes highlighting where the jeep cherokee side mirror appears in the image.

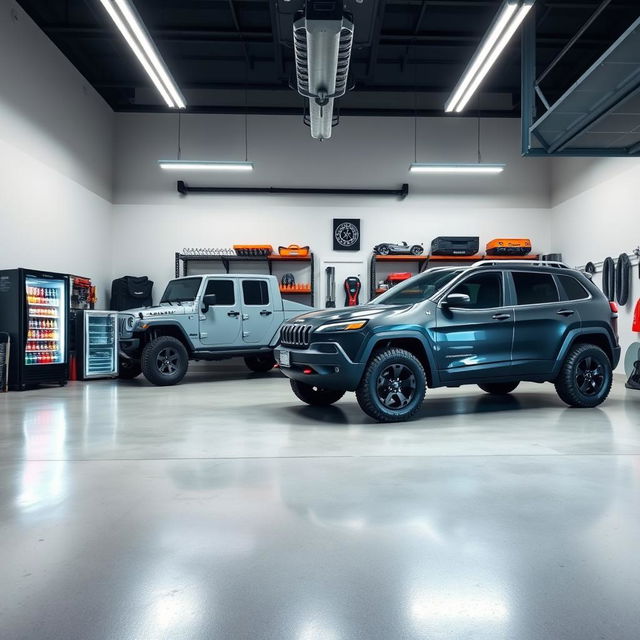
[442,292,471,308]
[202,293,217,313]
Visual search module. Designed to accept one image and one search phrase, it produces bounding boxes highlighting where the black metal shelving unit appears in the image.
[174,252,316,306]
[368,254,429,300]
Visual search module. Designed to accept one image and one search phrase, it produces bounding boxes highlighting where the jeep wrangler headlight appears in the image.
[315,320,368,333]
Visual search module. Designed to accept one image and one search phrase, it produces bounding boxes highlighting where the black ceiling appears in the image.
[17,0,640,117]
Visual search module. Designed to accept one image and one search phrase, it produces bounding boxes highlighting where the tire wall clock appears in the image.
[333,218,361,251]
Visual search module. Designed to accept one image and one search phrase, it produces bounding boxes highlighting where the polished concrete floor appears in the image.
[1,363,640,640]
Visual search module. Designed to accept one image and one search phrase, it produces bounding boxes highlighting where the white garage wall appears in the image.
[0,1,114,303]
[550,157,640,372]
[111,113,551,303]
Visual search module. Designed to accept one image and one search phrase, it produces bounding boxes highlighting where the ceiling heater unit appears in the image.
[293,2,354,140]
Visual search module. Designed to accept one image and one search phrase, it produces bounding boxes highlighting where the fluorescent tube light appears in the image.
[159,161,254,172]
[99,0,185,109]
[445,0,534,113]
[409,163,505,174]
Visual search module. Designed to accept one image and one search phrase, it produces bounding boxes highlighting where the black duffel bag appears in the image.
[110,276,154,311]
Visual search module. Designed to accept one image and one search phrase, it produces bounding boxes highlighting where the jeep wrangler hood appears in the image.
[125,304,195,318]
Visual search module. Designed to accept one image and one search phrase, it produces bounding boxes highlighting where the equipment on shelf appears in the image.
[633,300,640,333]
[602,257,615,302]
[182,248,236,256]
[431,236,480,256]
[70,276,96,310]
[386,272,412,287]
[233,245,274,257]
[486,238,532,256]
[0,332,9,392]
[373,241,424,256]
[625,342,640,390]
[326,267,336,308]
[110,276,153,311]
[278,245,310,257]
[616,252,631,306]
[344,277,361,306]
[543,253,563,262]
[281,284,311,292]
[281,273,296,287]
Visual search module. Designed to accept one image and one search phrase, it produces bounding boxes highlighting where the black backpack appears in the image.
[110,276,154,311]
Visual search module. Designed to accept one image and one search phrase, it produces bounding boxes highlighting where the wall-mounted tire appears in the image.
[615,253,631,306]
[141,336,189,386]
[356,348,426,422]
[602,257,615,302]
[290,380,345,406]
[478,381,520,395]
[244,354,276,373]
[119,360,141,379]
[554,343,612,408]
[584,262,596,275]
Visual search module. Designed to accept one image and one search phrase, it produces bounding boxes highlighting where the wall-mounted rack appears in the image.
[369,254,429,300]
[174,252,316,305]
[576,247,640,274]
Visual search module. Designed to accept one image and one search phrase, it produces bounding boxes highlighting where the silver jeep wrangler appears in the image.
[118,274,312,385]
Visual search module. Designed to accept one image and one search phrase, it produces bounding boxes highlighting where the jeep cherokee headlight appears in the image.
[315,320,368,333]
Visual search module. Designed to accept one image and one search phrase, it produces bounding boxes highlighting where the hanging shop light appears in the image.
[159,161,254,172]
[99,0,186,109]
[158,112,254,171]
[445,0,535,113]
[409,164,504,174]
[410,118,505,174]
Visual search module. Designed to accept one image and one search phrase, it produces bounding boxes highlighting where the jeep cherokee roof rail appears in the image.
[470,260,571,270]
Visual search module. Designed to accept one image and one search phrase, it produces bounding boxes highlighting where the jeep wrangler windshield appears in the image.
[373,268,461,305]
[160,277,202,304]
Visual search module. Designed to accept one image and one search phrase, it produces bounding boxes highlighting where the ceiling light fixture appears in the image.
[445,0,534,113]
[99,0,185,109]
[159,161,254,172]
[409,163,505,174]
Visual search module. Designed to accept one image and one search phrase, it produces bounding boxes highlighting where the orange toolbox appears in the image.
[278,244,310,257]
[486,238,532,256]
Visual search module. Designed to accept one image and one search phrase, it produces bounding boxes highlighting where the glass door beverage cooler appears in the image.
[76,311,119,380]
[0,269,69,390]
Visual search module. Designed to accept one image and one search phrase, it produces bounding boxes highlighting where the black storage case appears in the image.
[430,236,480,256]
[110,276,153,311]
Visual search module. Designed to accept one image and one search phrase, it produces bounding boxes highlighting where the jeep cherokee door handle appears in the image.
[557,309,575,317]
[492,313,511,320]
[227,311,240,318]
[260,310,273,316]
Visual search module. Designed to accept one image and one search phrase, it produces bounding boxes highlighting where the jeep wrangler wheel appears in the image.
[141,336,189,386]
[290,380,346,406]
[356,348,426,422]
[478,381,519,395]
[244,354,276,373]
[119,360,142,380]
[555,344,612,408]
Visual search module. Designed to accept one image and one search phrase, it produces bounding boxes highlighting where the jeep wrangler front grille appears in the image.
[280,324,313,349]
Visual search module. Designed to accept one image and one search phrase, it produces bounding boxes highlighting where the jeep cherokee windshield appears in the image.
[161,277,202,304]
[373,269,462,305]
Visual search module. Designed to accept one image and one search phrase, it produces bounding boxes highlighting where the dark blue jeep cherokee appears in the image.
[275,262,621,422]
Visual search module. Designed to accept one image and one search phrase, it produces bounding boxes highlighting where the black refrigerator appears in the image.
[0,269,69,390]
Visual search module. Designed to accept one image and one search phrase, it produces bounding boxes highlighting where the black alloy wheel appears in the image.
[376,363,417,409]
[574,355,606,397]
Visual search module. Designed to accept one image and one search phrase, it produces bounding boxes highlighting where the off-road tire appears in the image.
[356,348,426,422]
[119,360,142,379]
[555,344,612,408]
[244,354,277,373]
[141,336,189,386]
[478,381,520,395]
[290,379,346,406]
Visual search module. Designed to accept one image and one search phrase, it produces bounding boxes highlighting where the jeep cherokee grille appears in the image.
[280,324,313,349]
